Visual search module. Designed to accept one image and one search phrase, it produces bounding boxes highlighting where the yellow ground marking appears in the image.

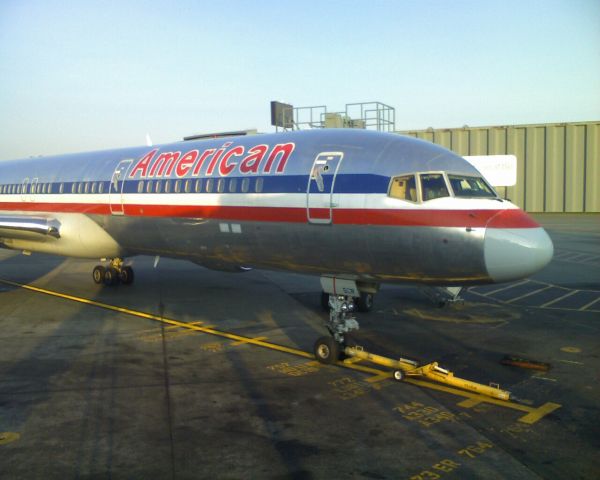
[0,278,561,424]
[517,402,562,425]
[405,308,511,324]
[561,346,582,353]
[364,372,393,383]
[231,336,268,346]
[0,432,20,445]
[138,321,205,335]
[342,356,364,365]
[0,278,314,360]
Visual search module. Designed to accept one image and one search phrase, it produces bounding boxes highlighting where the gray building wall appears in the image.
[398,121,600,213]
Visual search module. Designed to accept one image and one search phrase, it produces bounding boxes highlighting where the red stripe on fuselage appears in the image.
[0,202,539,228]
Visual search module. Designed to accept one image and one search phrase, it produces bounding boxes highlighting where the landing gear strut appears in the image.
[320,291,374,312]
[92,258,134,286]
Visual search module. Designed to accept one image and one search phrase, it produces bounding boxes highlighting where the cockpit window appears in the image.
[389,175,417,202]
[420,173,449,201]
[448,175,496,198]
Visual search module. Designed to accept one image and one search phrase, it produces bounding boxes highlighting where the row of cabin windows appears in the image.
[0,178,266,195]
[389,173,496,202]
[136,177,264,194]
[0,182,107,195]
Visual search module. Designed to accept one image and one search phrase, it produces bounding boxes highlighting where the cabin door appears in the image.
[306,152,344,224]
[109,159,132,215]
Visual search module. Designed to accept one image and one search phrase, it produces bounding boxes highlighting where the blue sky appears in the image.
[0,0,598,159]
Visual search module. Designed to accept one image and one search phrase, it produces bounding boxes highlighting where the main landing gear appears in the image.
[92,258,134,286]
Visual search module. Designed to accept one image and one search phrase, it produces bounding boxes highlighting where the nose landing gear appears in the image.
[314,293,360,364]
[92,258,134,286]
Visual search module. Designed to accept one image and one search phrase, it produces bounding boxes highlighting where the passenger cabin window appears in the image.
[420,174,449,201]
[229,178,237,193]
[137,181,144,193]
[389,175,417,202]
[195,179,202,193]
[146,180,153,193]
[255,177,263,193]
[217,178,225,193]
[241,178,249,193]
[448,175,496,198]
[205,179,214,193]
[99,182,104,194]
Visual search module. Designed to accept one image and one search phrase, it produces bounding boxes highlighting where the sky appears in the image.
[0,0,598,160]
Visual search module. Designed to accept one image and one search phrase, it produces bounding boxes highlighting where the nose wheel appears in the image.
[92,258,134,286]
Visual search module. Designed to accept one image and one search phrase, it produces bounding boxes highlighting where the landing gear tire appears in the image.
[393,370,405,382]
[120,266,134,285]
[314,336,340,364]
[356,292,374,312]
[103,267,120,286]
[92,266,105,284]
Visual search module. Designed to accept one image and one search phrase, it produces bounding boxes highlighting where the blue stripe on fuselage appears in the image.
[0,174,390,196]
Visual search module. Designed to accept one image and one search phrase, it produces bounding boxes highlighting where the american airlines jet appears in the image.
[0,129,553,362]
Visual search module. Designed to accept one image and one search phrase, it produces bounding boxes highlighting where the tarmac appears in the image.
[0,213,598,479]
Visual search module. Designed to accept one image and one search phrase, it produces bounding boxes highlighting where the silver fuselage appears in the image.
[0,129,553,285]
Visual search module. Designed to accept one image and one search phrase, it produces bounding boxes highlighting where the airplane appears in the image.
[0,129,553,363]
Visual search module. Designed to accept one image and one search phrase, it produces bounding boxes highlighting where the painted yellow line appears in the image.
[365,372,393,383]
[0,432,20,446]
[518,402,562,425]
[0,278,561,424]
[457,398,485,408]
[0,278,313,360]
[231,336,268,346]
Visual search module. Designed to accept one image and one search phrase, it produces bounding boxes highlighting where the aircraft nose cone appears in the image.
[484,210,554,283]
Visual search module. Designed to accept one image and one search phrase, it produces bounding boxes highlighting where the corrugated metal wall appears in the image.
[398,121,600,212]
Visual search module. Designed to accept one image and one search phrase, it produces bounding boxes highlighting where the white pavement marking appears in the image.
[540,290,579,308]
[506,286,553,303]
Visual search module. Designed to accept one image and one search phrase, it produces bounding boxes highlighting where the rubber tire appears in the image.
[314,336,339,364]
[120,266,134,285]
[356,292,374,312]
[320,292,330,311]
[393,370,405,382]
[92,265,105,284]
[103,267,120,286]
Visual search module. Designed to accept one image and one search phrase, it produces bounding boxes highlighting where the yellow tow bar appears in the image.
[344,346,510,401]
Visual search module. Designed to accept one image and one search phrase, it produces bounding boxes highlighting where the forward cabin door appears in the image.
[306,152,344,224]
[109,159,133,215]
